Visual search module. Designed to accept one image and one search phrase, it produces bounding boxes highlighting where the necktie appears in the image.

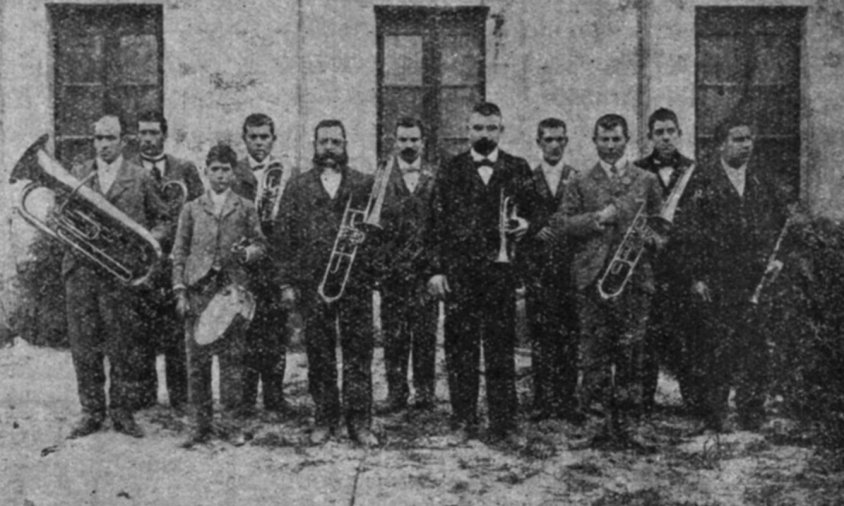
[142,156,165,182]
[476,160,493,185]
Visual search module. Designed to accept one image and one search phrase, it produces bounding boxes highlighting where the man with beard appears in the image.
[681,117,785,432]
[428,102,535,446]
[64,114,170,439]
[274,119,378,446]
[132,110,204,411]
[524,117,581,423]
[233,113,295,419]
[549,113,663,444]
[377,117,438,414]
[633,108,698,414]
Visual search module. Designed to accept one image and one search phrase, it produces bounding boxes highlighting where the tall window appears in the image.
[376,7,487,165]
[49,4,163,166]
[695,7,805,199]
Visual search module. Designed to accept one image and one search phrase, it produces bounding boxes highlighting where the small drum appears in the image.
[194,283,256,346]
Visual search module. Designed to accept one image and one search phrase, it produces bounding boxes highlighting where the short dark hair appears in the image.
[137,110,168,135]
[536,117,567,139]
[593,113,629,140]
[313,119,347,142]
[205,142,238,167]
[472,102,502,118]
[95,113,125,136]
[242,113,276,137]
[395,116,426,138]
[714,116,754,145]
[647,107,679,134]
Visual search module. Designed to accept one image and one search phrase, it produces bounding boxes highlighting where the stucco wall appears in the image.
[2,0,844,300]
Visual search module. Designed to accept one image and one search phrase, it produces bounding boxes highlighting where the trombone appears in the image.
[597,163,696,300]
[317,157,395,303]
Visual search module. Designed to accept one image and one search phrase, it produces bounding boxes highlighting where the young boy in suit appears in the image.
[172,143,266,447]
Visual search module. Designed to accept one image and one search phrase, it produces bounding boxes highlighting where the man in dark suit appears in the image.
[64,114,170,439]
[681,117,785,432]
[377,117,438,414]
[428,102,536,445]
[633,108,698,414]
[549,114,663,440]
[133,110,204,411]
[233,113,294,418]
[524,117,580,423]
[274,119,378,446]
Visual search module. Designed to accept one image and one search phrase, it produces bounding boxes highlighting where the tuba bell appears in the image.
[10,135,163,286]
[317,156,395,303]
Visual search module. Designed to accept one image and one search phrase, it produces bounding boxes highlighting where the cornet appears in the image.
[495,190,522,263]
[317,157,395,303]
[257,161,289,223]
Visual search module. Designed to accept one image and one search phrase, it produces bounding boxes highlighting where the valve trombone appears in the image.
[317,157,395,303]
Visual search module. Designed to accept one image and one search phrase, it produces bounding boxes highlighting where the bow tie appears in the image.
[141,155,166,165]
[474,159,494,169]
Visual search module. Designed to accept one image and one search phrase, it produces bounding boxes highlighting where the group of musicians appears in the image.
[58,101,786,450]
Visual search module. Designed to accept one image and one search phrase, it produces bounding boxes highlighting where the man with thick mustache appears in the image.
[274,119,378,446]
[428,102,535,446]
[549,113,663,443]
[132,110,204,411]
[377,117,438,414]
[680,116,785,432]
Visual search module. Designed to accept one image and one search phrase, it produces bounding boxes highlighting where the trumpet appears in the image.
[10,135,163,286]
[257,161,289,223]
[597,163,696,300]
[318,157,395,303]
[495,190,521,263]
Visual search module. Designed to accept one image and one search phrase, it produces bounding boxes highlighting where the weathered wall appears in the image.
[2,0,844,302]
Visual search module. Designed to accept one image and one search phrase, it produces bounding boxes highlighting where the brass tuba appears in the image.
[257,161,290,223]
[597,163,696,300]
[317,157,395,303]
[10,135,163,286]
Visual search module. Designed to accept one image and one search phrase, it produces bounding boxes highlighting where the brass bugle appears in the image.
[257,162,289,223]
[10,135,163,286]
[495,190,520,263]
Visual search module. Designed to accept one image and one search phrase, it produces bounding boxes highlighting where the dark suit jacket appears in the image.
[634,150,695,287]
[61,158,170,278]
[376,157,436,289]
[524,163,577,288]
[679,158,784,299]
[171,190,266,290]
[427,149,536,285]
[274,165,374,292]
[549,161,663,292]
[232,158,259,203]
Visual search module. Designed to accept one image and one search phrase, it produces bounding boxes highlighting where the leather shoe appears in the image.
[352,428,379,448]
[67,415,104,439]
[309,425,334,445]
[180,427,212,449]
[112,412,144,438]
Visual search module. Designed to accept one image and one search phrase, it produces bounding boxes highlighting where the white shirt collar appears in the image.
[599,157,627,179]
[249,154,273,170]
[209,188,231,214]
[541,157,565,175]
[96,155,123,193]
[721,158,748,196]
[470,148,499,164]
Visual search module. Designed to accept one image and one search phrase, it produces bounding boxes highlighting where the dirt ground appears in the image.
[1,337,842,506]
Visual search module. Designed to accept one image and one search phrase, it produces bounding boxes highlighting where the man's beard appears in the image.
[472,138,497,156]
[399,147,419,164]
[313,150,349,169]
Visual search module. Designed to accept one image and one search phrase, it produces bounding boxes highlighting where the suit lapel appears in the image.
[220,191,240,219]
[106,159,134,201]
[532,167,554,201]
